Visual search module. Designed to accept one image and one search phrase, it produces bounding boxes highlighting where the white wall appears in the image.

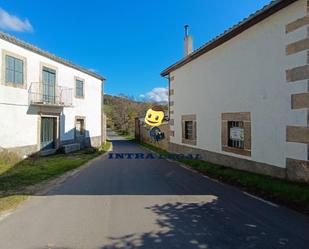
[170,0,308,168]
[0,38,103,149]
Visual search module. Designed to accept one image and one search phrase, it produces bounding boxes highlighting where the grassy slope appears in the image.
[139,141,309,215]
[0,141,111,212]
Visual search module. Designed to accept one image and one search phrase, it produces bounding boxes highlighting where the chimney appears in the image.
[184,25,193,57]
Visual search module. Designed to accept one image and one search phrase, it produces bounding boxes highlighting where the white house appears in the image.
[0,32,105,157]
[161,0,309,182]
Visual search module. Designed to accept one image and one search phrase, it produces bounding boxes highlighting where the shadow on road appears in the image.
[14,132,309,249]
[29,198,304,249]
[100,199,300,249]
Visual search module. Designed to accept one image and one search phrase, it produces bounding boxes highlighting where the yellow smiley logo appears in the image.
[145,106,164,127]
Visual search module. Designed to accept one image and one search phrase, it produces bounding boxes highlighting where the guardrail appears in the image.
[29,82,73,107]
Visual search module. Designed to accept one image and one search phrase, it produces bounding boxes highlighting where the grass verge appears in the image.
[0,195,28,213]
[0,141,111,213]
[138,141,309,215]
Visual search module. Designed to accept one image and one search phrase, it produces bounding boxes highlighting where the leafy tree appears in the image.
[103,94,167,135]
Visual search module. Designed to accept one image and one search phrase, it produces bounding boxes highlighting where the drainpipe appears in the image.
[163,74,170,121]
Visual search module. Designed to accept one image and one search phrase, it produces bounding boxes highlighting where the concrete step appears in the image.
[62,143,80,154]
[40,149,57,156]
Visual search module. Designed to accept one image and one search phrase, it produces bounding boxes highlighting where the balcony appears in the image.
[29,82,73,107]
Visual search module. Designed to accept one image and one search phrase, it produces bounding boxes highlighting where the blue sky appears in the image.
[0,0,271,101]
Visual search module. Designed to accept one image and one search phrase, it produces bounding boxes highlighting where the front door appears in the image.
[41,117,56,150]
[42,67,56,104]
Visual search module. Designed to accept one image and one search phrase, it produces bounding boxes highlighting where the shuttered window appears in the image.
[185,121,193,140]
[5,55,24,84]
[75,79,84,97]
[181,115,197,145]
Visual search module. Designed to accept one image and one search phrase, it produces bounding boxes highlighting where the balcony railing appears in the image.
[29,82,73,107]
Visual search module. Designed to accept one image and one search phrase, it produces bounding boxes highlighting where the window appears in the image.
[182,114,197,145]
[185,121,193,140]
[75,79,84,98]
[222,112,251,156]
[228,121,244,149]
[75,118,85,136]
[5,55,24,85]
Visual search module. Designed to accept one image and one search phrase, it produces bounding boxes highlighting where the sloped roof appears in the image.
[0,31,105,81]
[161,0,298,76]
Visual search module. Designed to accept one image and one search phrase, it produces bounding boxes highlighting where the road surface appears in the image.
[0,131,308,249]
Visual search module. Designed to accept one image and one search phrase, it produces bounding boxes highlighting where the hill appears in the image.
[104,94,167,135]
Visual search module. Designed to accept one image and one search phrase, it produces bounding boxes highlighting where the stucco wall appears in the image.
[169,0,308,168]
[0,38,103,151]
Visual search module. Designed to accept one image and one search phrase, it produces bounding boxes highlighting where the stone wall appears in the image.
[169,142,286,179]
[135,118,170,151]
[285,0,309,182]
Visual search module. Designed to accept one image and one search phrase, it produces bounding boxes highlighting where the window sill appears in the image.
[222,146,251,156]
[182,138,197,146]
[3,82,27,89]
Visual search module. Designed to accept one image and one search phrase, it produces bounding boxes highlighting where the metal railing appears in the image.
[29,82,73,107]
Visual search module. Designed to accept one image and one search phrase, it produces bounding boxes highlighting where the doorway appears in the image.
[41,117,57,150]
[42,67,56,104]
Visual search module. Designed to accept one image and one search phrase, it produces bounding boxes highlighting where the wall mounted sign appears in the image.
[230,127,244,141]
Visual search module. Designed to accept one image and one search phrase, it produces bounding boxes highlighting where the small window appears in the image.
[185,121,193,140]
[75,119,85,136]
[222,112,251,156]
[75,79,84,98]
[5,55,24,84]
[228,121,244,149]
[181,114,197,145]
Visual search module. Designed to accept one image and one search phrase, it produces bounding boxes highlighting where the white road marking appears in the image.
[0,211,13,222]
[171,160,225,185]
[245,224,257,228]
[139,143,280,208]
[243,191,279,208]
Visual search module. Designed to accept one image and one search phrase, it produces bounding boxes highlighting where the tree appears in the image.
[103,94,167,135]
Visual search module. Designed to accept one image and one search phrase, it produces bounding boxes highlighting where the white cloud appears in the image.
[0,8,33,32]
[140,87,168,103]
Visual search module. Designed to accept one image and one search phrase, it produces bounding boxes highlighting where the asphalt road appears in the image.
[0,131,308,249]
